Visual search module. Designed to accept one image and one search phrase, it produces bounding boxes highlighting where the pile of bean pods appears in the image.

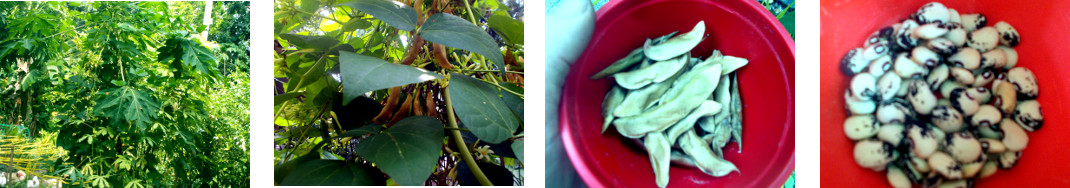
[593,21,747,188]
[840,2,1044,187]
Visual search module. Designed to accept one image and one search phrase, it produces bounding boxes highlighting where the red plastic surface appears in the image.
[821,0,1070,187]
[559,0,796,187]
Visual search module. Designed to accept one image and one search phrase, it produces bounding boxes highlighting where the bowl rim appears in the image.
[559,0,796,187]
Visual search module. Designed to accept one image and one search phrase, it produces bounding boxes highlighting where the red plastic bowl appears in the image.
[559,0,795,187]
[821,0,1070,187]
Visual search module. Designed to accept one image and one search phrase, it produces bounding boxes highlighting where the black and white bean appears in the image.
[1013,100,1043,132]
[967,27,1000,52]
[959,13,986,32]
[994,21,1020,47]
[1007,67,1039,98]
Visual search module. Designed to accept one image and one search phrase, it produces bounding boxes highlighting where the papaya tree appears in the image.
[0,1,250,187]
[273,0,524,185]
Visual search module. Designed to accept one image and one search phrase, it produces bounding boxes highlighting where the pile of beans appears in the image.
[839,2,1044,187]
[594,21,747,188]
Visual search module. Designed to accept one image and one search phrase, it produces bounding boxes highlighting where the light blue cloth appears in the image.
[545,0,596,187]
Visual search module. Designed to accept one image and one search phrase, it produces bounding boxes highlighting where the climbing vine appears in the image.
[274,0,524,185]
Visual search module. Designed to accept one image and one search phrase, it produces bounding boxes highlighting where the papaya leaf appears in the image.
[448,73,518,144]
[156,36,219,78]
[180,40,218,76]
[420,13,505,73]
[336,0,417,31]
[339,52,442,105]
[93,86,161,132]
[354,116,443,186]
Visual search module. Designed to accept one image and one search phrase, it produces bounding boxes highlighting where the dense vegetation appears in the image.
[273,0,524,186]
[0,1,249,187]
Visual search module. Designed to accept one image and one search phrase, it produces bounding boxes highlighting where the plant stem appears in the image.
[477,79,523,98]
[458,69,523,75]
[444,86,493,186]
[462,0,478,24]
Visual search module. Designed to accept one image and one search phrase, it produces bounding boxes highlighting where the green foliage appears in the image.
[354,116,444,186]
[488,11,524,45]
[448,73,518,144]
[157,35,220,78]
[208,1,250,77]
[339,52,442,105]
[275,0,524,185]
[281,159,385,186]
[511,140,524,163]
[420,13,505,71]
[336,0,418,31]
[93,86,161,132]
[0,1,249,187]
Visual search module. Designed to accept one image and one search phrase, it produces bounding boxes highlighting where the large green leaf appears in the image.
[339,51,442,105]
[488,12,524,45]
[281,160,385,186]
[181,39,218,75]
[336,0,417,31]
[512,140,524,163]
[420,13,505,72]
[275,147,321,183]
[93,86,161,131]
[354,116,443,186]
[448,73,518,144]
[156,36,219,77]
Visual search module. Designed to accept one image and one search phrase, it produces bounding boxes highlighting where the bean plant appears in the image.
[273,0,524,186]
[0,1,250,187]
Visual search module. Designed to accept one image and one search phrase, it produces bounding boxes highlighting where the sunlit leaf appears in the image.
[488,12,523,45]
